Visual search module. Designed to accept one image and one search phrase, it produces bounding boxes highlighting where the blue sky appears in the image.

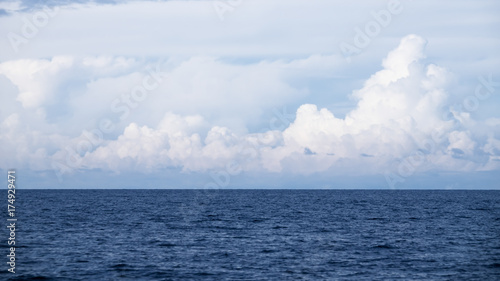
[0,0,499,189]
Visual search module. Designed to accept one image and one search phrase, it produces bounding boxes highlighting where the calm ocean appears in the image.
[3,190,500,280]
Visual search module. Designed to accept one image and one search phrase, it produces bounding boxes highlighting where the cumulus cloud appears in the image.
[273,35,499,175]
[79,112,283,174]
[38,35,498,177]
[0,56,73,108]
[0,34,499,182]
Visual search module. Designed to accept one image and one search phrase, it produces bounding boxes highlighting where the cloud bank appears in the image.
[2,35,499,184]
[0,0,499,188]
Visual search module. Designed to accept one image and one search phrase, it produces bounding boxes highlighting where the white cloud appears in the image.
[0,56,73,108]
[0,1,23,13]
[0,26,499,184]
[32,34,497,178]
[262,35,455,174]
[0,1,498,189]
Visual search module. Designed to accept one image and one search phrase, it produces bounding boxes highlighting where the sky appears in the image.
[0,0,499,189]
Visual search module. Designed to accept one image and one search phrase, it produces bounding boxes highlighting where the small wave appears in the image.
[158,243,176,247]
[6,276,53,281]
[489,263,500,268]
[469,208,490,211]
[272,225,287,229]
[110,263,136,272]
[373,244,395,249]
[193,272,216,276]
[261,249,276,253]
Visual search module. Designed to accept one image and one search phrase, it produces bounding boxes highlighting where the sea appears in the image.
[3,190,500,280]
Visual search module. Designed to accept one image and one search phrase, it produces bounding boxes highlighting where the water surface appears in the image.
[4,190,500,280]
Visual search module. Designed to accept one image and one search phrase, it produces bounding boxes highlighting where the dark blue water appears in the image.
[3,190,500,280]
